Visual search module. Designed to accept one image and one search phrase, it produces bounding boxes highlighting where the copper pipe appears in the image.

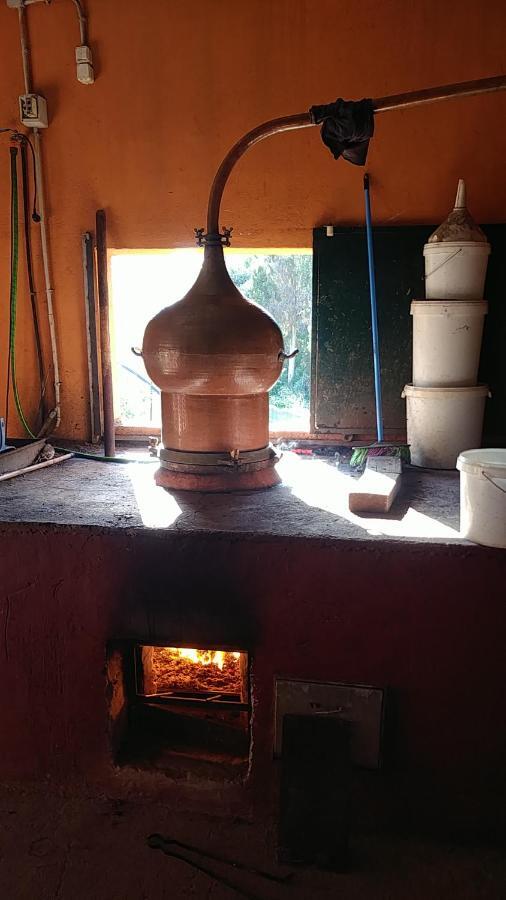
[206,113,313,233]
[206,74,506,235]
[373,73,506,113]
[96,209,115,458]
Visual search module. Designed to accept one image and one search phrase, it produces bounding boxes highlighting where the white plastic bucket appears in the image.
[411,300,487,386]
[457,448,506,548]
[424,241,490,300]
[402,383,489,469]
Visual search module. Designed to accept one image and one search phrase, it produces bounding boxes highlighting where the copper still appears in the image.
[142,236,286,491]
[141,74,506,492]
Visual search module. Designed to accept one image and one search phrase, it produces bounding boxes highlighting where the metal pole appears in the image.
[82,232,101,444]
[363,174,383,442]
[95,210,115,458]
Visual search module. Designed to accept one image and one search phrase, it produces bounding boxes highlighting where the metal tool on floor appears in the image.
[147,832,292,898]
[0,417,64,479]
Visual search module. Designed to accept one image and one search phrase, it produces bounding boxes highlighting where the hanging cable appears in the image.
[8,143,38,439]
[6,147,142,464]
[20,137,46,428]
[71,0,88,45]
[5,148,18,434]
[0,130,39,219]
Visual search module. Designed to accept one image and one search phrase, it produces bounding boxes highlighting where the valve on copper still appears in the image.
[194,226,233,247]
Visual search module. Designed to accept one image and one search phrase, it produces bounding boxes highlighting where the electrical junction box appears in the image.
[274,678,386,769]
[19,93,48,128]
[76,45,95,84]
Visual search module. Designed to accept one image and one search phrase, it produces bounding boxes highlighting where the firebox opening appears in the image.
[108,642,250,780]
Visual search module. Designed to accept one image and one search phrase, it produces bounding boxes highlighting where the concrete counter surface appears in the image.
[0,451,474,546]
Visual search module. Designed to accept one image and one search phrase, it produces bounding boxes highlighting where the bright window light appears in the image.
[109,249,312,433]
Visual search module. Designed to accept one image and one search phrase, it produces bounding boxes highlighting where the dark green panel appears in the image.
[312,225,506,443]
[478,225,506,443]
[312,226,431,435]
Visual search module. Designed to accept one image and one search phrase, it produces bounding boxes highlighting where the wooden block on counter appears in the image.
[348,456,402,514]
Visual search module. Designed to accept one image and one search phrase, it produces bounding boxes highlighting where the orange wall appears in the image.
[0,0,505,439]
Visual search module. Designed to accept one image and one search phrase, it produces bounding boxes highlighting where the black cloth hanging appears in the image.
[310,98,374,165]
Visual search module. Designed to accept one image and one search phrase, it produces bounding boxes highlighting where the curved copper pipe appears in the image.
[206,112,313,234]
[206,74,506,236]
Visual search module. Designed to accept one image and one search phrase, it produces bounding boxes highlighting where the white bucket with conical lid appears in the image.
[402,383,490,469]
[457,449,506,548]
[411,300,488,386]
[424,180,490,300]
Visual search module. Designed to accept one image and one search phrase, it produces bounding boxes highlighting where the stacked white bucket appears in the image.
[403,182,506,548]
[403,180,490,470]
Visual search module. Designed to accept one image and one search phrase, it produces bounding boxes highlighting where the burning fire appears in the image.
[173,648,240,671]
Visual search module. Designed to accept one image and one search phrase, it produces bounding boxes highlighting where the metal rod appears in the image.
[144,697,249,711]
[95,210,115,458]
[206,74,506,236]
[147,834,292,885]
[0,452,73,482]
[82,233,101,443]
[147,840,263,900]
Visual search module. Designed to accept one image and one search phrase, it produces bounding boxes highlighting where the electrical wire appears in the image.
[19,0,88,46]
[5,133,147,464]
[20,138,46,427]
[8,144,38,439]
[1,129,39,220]
[5,148,17,433]
[71,0,87,45]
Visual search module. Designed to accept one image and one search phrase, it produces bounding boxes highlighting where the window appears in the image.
[109,249,312,434]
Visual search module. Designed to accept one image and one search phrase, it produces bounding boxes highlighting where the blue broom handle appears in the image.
[364,173,384,443]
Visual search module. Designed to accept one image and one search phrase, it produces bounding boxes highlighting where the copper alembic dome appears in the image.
[142,231,285,491]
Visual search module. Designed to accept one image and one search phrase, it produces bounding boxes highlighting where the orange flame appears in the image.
[173,648,240,671]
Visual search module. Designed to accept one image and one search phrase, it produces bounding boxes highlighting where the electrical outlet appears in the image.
[274,678,386,769]
[76,45,95,84]
[6,1,23,9]
[19,93,48,128]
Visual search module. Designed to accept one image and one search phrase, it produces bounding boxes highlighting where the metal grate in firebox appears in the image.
[135,644,250,712]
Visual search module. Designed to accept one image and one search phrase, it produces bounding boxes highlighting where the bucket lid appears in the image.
[410,300,488,315]
[457,448,506,477]
[402,383,490,398]
[427,180,488,244]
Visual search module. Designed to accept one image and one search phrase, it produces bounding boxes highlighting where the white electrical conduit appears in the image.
[19,0,87,45]
[17,3,32,93]
[17,1,61,429]
[32,127,61,429]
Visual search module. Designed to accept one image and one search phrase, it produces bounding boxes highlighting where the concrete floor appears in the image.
[0,452,465,544]
[1,788,505,900]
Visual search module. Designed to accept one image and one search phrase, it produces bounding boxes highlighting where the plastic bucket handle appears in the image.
[424,247,462,279]
[482,471,506,494]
